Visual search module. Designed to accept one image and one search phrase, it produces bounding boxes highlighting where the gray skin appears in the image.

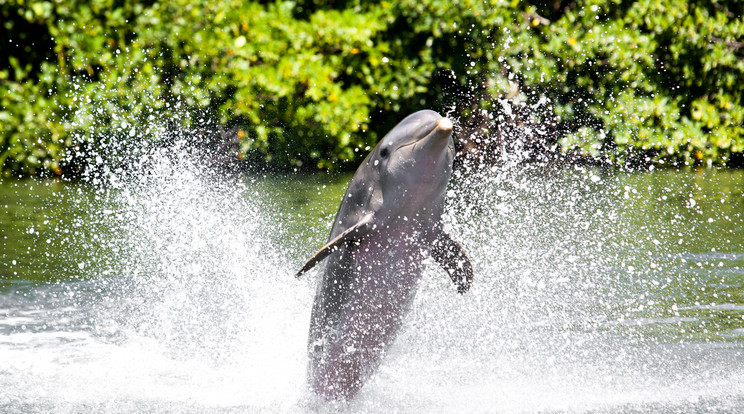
[296,110,473,401]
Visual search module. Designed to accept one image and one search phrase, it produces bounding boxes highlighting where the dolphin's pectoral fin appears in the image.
[296,214,374,278]
[432,232,473,294]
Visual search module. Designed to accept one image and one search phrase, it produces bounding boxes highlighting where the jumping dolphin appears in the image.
[296,110,473,400]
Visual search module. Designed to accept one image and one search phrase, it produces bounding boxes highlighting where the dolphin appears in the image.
[296,109,473,400]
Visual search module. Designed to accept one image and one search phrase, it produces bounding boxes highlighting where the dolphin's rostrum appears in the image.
[297,110,474,400]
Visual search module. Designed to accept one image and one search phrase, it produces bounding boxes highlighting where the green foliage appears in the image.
[1,0,742,176]
[526,0,744,166]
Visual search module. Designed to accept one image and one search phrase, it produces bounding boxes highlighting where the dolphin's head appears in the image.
[366,110,455,218]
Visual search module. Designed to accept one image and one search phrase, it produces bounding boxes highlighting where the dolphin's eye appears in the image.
[380,148,389,158]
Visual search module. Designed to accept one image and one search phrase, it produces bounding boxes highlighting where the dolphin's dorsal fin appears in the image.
[296,214,375,278]
[432,232,473,294]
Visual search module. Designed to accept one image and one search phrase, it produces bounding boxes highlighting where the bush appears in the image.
[1,0,742,176]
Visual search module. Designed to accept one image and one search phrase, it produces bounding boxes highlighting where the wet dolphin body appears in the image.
[296,110,474,400]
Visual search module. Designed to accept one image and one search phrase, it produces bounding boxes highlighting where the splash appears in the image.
[1,124,313,411]
[2,101,743,412]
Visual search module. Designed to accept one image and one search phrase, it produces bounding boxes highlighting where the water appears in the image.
[1,150,743,412]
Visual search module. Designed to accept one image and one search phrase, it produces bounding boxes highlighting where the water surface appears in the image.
[1,163,742,412]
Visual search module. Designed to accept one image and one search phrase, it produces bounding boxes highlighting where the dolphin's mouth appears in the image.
[396,117,453,153]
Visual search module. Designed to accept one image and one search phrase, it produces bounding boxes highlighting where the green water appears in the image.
[1,179,81,285]
[1,167,743,411]
[1,168,743,339]
[612,169,744,343]
[0,174,346,286]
